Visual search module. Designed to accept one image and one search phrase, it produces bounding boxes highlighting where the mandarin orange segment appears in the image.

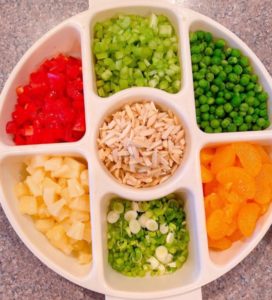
[204,196,213,217]
[232,142,262,176]
[226,191,244,205]
[200,148,215,166]
[253,144,271,163]
[216,166,256,199]
[254,179,271,204]
[201,164,214,183]
[237,203,260,237]
[207,209,229,240]
[255,163,272,185]
[226,221,237,237]
[210,145,236,174]
[229,229,243,242]
[224,203,240,224]
[203,180,218,196]
[208,237,232,250]
[205,193,224,211]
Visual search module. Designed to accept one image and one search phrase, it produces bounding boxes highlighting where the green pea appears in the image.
[245,115,253,123]
[239,124,248,131]
[195,87,204,96]
[210,119,220,128]
[221,118,231,128]
[218,71,227,81]
[240,103,249,112]
[211,85,219,93]
[206,72,214,82]
[248,107,255,115]
[215,97,225,105]
[240,74,250,86]
[228,56,238,64]
[199,95,207,104]
[201,121,209,128]
[224,103,233,113]
[233,64,243,75]
[224,92,232,100]
[216,106,225,117]
[227,123,237,132]
[207,97,215,105]
[259,109,268,117]
[192,64,199,72]
[214,127,223,133]
[228,73,239,83]
[253,99,260,107]
[226,82,235,90]
[205,47,213,56]
[246,96,255,106]
[231,49,241,58]
[252,125,261,131]
[224,65,233,73]
[211,56,221,65]
[200,104,209,112]
[258,92,268,102]
[189,32,198,42]
[202,56,211,66]
[251,74,258,83]
[204,126,213,133]
[231,95,241,107]
[202,113,210,121]
[239,56,249,67]
[234,116,243,126]
[257,118,266,127]
[225,47,232,57]
[199,79,209,89]
[246,82,255,91]
[215,39,226,48]
[210,106,216,113]
[230,111,238,118]
[211,65,220,75]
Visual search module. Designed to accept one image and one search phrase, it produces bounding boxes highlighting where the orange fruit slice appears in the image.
[237,203,260,237]
[253,144,271,163]
[201,164,214,183]
[207,209,229,240]
[216,167,256,199]
[200,148,215,166]
[208,237,232,251]
[232,142,262,176]
[211,145,236,174]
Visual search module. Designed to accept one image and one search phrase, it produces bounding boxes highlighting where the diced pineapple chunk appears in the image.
[19,196,38,215]
[63,157,85,178]
[67,179,85,198]
[30,155,49,169]
[67,221,85,240]
[55,206,70,222]
[44,157,63,171]
[35,218,55,233]
[51,165,72,178]
[69,195,90,212]
[78,252,92,264]
[47,198,66,217]
[60,188,71,203]
[37,203,51,218]
[58,177,67,188]
[31,168,45,184]
[42,177,61,194]
[70,210,90,222]
[46,225,72,255]
[26,176,42,196]
[80,169,89,187]
[43,187,57,206]
[15,182,29,198]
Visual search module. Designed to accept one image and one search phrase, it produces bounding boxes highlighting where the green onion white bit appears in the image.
[107,211,120,224]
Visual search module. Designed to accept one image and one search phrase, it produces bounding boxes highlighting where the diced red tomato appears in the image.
[6,54,86,145]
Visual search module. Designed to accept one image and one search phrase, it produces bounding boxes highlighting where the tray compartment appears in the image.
[0,23,87,146]
[199,139,272,267]
[89,3,189,98]
[0,151,93,278]
[188,19,272,133]
[99,189,202,296]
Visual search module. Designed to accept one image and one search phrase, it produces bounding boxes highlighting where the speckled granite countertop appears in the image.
[0,1,271,299]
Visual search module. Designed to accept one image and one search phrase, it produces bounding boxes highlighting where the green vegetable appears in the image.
[93,14,181,97]
[107,195,189,277]
[190,30,270,133]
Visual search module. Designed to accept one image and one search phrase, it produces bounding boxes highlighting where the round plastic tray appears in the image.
[0,0,271,299]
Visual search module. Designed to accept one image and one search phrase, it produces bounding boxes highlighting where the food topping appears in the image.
[107,195,189,276]
[15,155,91,264]
[93,14,181,97]
[98,101,186,188]
[6,54,85,145]
[190,31,270,133]
[201,142,272,250]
